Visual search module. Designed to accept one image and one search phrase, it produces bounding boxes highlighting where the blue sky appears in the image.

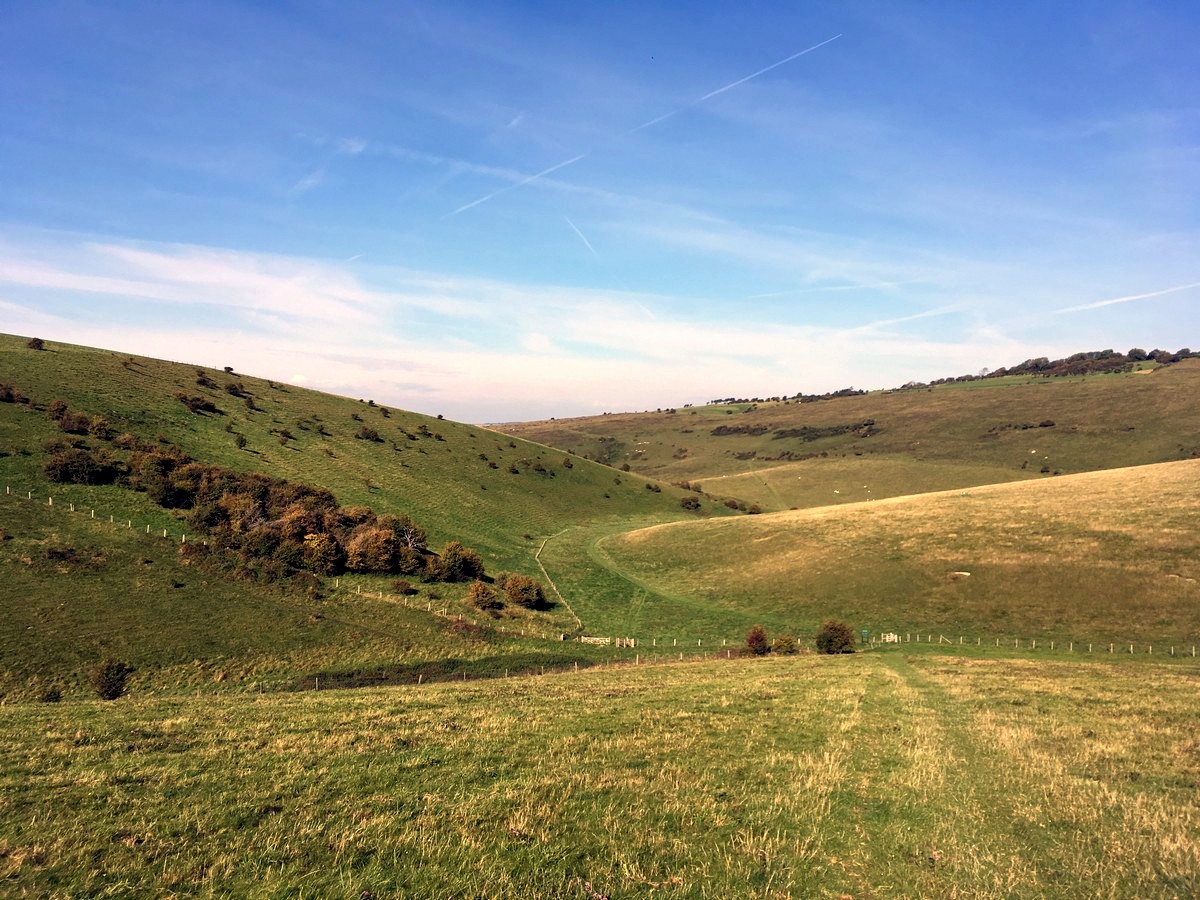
[2,1,1198,421]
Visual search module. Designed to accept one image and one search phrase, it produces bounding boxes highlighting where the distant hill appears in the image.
[502,358,1200,511]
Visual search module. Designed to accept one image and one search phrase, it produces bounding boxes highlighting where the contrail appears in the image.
[626,34,844,135]
[448,34,842,217]
[699,34,843,102]
[448,154,588,217]
[1054,280,1200,314]
[564,216,601,260]
[564,215,636,294]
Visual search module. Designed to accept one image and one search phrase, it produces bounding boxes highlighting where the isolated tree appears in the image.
[745,625,770,656]
[815,620,856,654]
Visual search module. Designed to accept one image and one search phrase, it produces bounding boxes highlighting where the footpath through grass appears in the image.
[1,651,1196,897]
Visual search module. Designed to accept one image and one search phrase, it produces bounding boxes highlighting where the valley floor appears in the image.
[2,650,1197,898]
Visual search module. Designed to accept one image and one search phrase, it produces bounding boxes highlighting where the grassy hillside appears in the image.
[1,652,1196,897]
[0,492,636,701]
[0,334,707,575]
[594,458,1200,644]
[0,333,719,698]
[503,363,1200,511]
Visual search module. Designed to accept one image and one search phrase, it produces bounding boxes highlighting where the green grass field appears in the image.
[1,651,1196,897]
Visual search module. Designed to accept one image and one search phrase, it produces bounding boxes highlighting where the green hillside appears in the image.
[502,362,1200,511]
[0,334,704,571]
[0,334,715,698]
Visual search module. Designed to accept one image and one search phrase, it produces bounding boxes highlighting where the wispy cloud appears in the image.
[288,169,325,196]
[446,34,843,217]
[1054,280,1200,314]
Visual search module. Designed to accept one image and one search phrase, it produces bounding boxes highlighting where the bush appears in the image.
[815,620,856,654]
[773,634,798,655]
[438,541,485,582]
[38,686,62,703]
[504,573,548,609]
[355,426,381,442]
[392,579,417,595]
[26,337,45,350]
[746,625,770,656]
[89,658,133,700]
[43,448,120,485]
[467,580,503,612]
[681,495,701,510]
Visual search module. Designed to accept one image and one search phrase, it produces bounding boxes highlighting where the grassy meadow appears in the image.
[1,651,1196,898]
[591,459,1200,644]
[4,333,1200,896]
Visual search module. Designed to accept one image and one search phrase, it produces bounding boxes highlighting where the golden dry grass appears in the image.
[604,459,1200,641]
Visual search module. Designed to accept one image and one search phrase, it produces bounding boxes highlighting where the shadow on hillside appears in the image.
[294,651,607,691]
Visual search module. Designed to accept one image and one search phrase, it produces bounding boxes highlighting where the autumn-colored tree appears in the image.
[745,625,770,656]
[303,533,345,575]
[467,580,503,612]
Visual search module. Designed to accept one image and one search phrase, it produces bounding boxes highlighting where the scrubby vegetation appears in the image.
[815,620,856,654]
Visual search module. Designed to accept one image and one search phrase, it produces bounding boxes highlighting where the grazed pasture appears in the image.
[1,652,1196,897]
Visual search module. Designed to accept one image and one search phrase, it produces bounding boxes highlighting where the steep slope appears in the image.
[0,334,719,697]
[0,334,710,573]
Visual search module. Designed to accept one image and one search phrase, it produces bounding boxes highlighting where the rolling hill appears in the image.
[502,361,1200,512]
[593,458,1200,644]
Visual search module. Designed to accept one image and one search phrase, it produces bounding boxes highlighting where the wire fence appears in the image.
[6,485,1198,670]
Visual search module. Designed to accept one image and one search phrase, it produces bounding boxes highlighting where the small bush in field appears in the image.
[355,426,381,442]
[39,686,62,703]
[392,579,418,596]
[467,580,503,612]
[27,337,45,350]
[89,658,133,700]
[681,495,701,510]
[815,620,856,654]
[504,574,548,609]
[773,634,798,655]
[745,625,770,656]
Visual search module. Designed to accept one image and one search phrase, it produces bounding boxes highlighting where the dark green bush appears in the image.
[43,448,120,485]
[815,620,856,654]
[88,658,132,700]
[504,574,548,609]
